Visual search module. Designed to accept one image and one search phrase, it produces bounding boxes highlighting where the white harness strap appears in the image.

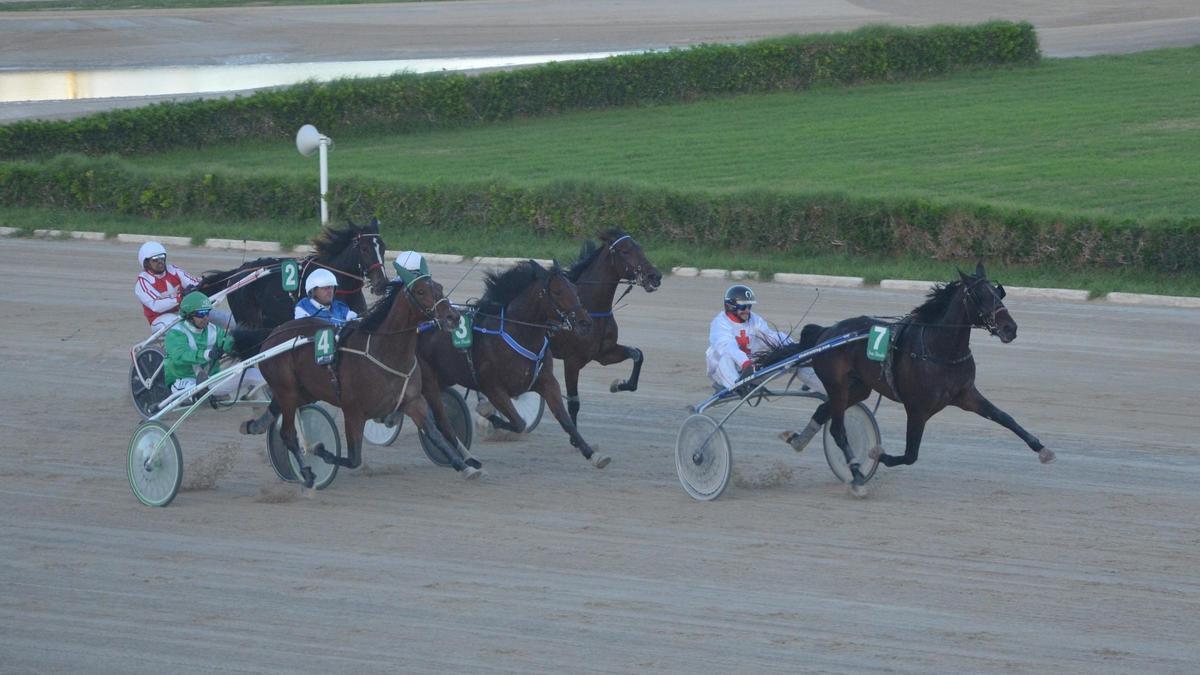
[338,334,418,414]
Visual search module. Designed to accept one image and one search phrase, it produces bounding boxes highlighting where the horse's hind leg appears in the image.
[405,395,480,479]
[279,406,317,488]
[563,359,585,430]
[955,386,1054,464]
[780,400,830,453]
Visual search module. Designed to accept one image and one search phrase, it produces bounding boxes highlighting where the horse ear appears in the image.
[393,262,415,287]
[975,260,986,278]
[369,217,380,232]
[957,267,970,283]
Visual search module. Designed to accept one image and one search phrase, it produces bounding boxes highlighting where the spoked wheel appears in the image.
[130,347,169,419]
[675,414,732,501]
[363,415,402,446]
[267,405,343,489]
[822,401,882,484]
[127,421,183,507]
[419,388,472,467]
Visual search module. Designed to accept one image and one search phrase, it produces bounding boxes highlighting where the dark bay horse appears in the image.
[418,260,611,468]
[550,229,662,435]
[755,263,1054,496]
[198,218,388,328]
[233,267,474,487]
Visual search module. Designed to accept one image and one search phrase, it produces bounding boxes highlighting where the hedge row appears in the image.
[0,21,1039,158]
[3,157,1195,272]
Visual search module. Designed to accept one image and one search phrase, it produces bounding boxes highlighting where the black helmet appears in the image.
[724,285,757,313]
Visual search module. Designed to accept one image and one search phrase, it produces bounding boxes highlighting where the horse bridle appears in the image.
[962,277,1009,336]
[540,269,587,334]
[607,234,655,290]
[403,275,451,329]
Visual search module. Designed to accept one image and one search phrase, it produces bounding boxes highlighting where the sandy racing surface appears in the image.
[1,237,1198,672]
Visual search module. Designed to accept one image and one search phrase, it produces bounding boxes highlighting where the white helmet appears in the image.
[393,250,425,274]
[305,268,338,294]
[138,241,167,265]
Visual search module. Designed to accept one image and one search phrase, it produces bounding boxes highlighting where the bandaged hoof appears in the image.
[475,401,495,418]
[848,481,869,499]
[460,466,482,480]
[590,453,611,469]
[609,379,624,393]
[868,445,885,461]
[1039,448,1056,464]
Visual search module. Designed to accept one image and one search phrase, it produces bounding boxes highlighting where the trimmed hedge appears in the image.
[3,156,1195,272]
[0,21,1038,158]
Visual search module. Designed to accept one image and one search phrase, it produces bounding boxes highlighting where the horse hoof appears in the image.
[464,456,483,470]
[460,466,482,480]
[848,481,869,498]
[300,467,316,489]
[475,401,495,418]
[239,420,253,435]
[868,445,885,461]
[591,454,611,469]
[609,379,623,393]
[1039,448,1056,464]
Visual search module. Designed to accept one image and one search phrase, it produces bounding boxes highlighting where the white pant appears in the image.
[706,347,825,394]
[171,366,266,399]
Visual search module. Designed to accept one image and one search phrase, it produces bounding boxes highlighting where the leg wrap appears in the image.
[787,419,822,452]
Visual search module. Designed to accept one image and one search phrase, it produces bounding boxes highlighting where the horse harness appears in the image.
[471,306,550,394]
[297,231,385,298]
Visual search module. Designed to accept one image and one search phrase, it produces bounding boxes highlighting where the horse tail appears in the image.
[230,326,273,360]
[799,323,825,351]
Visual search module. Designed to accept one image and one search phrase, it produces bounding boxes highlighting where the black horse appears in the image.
[755,262,1054,496]
[197,218,389,328]
[550,229,662,435]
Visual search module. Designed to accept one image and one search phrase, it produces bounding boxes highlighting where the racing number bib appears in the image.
[452,313,473,350]
[867,325,890,362]
[314,327,335,365]
[280,260,299,292]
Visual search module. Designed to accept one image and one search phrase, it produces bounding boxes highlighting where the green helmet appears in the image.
[180,291,213,317]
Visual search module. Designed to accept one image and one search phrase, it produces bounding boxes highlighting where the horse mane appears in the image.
[479,260,553,313]
[359,278,408,332]
[199,257,280,288]
[311,221,368,260]
[566,227,627,282]
[911,279,964,323]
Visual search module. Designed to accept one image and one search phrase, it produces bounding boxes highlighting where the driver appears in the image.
[165,292,265,401]
[294,268,358,326]
[134,241,201,334]
[707,284,824,389]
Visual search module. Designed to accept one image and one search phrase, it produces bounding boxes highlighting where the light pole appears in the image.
[295,124,334,226]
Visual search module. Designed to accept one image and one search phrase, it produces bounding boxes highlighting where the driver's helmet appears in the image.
[180,291,213,319]
[304,268,337,295]
[138,241,167,267]
[724,285,757,313]
[393,250,425,274]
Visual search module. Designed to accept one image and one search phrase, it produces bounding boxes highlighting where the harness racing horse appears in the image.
[233,265,476,487]
[198,218,388,328]
[755,263,1054,497]
[551,229,662,437]
[418,260,611,468]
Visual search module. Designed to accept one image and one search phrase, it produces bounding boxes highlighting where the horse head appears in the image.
[602,231,662,292]
[541,262,593,337]
[393,257,460,332]
[348,217,389,296]
[958,262,1016,343]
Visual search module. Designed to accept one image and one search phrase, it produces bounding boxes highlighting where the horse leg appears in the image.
[779,400,831,453]
[477,385,528,433]
[605,344,644,393]
[241,399,280,435]
[564,359,584,429]
[874,404,929,469]
[534,376,610,468]
[278,405,317,489]
[341,409,366,469]
[955,386,1054,464]
[405,396,480,479]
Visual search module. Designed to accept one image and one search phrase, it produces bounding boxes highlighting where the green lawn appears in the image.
[5,205,1198,297]
[133,46,1200,223]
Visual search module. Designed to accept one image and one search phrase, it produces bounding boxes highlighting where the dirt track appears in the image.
[1,236,1198,672]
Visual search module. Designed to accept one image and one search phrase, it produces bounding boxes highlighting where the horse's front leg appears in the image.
[602,344,644,393]
[872,404,930,470]
[404,395,481,479]
[278,405,317,488]
[533,374,610,469]
[955,386,1054,464]
[477,385,528,434]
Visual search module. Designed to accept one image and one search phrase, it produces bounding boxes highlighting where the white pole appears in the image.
[318,139,330,226]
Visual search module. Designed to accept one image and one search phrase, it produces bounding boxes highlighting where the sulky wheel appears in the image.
[363,415,402,447]
[127,421,183,507]
[675,414,733,501]
[822,401,882,484]
[130,347,170,420]
[419,388,472,467]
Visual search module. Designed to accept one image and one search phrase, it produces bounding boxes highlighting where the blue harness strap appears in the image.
[588,310,613,319]
[473,307,549,389]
